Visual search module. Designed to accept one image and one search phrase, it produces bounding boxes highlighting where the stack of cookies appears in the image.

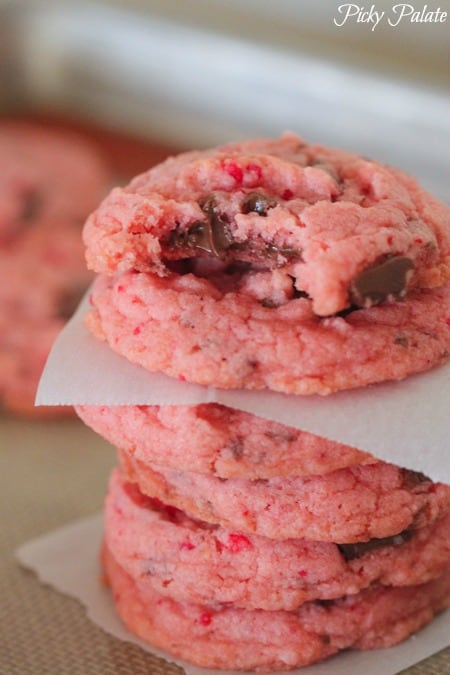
[76,134,450,671]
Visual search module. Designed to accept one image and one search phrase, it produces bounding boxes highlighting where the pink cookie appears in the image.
[0,122,110,415]
[86,270,450,395]
[0,121,108,242]
[103,545,450,672]
[119,450,450,543]
[83,134,450,394]
[84,134,450,316]
[106,468,450,612]
[76,404,373,479]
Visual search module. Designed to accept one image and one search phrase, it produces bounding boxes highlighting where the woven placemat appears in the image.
[1,415,449,674]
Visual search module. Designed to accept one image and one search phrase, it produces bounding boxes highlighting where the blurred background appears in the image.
[1,0,449,194]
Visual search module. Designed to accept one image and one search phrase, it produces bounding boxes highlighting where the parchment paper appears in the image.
[16,515,450,675]
[36,294,450,483]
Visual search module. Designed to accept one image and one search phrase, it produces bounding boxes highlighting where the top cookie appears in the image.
[84,133,450,316]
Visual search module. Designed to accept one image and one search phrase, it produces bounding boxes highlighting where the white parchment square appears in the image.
[16,515,450,675]
[36,293,450,483]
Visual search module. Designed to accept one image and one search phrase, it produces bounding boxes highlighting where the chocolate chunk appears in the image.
[338,529,413,561]
[265,243,302,263]
[169,196,233,258]
[20,189,42,223]
[242,192,277,216]
[350,256,415,307]
[260,298,279,308]
[168,217,233,258]
[394,335,409,347]
[401,469,430,489]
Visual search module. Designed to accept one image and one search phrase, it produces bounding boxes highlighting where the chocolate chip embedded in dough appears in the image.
[242,192,277,216]
[401,469,431,489]
[337,529,413,561]
[350,256,415,308]
[183,220,230,258]
[168,197,234,259]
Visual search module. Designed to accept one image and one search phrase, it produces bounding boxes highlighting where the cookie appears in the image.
[84,134,450,315]
[82,134,450,394]
[106,468,450,612]
[0,121,108,242]
[75,404,373,479]
[0,122,110,415]
[103,544,450,672]
[119,450,450,543]
[86,270,450,395]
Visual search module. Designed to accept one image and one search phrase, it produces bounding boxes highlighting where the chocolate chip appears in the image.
[242,192,277,216]
[401,469,430,489]
[350,256,415,308]
[169,218,233,259]
[309,161,340,183]
[20,189,42,223]
[265,243,302,263]
[338,529,413,561]
[260,298,279,308]
[228,439,244,460]
[169,196,234,258]
[394,335,409,347]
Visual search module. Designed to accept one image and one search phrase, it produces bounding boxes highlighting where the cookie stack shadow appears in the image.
[75,135,450,671]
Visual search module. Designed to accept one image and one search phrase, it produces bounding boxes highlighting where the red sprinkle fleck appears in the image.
[282,189,293,200]
[226,533,253,553]
[222,160,243,183]
[199,612,213,626]
[246,163,262,179]
[132,326,141,336]
[117,285,125,293]
[180,538,196,551]
[387,235,394,245]
[446,318,450,327]
[414,238,423,245]
[298,570,308,578]
[128,222,147,235]
[178,374,186,381]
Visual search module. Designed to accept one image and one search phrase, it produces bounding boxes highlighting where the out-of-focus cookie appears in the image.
[0,122,110,416]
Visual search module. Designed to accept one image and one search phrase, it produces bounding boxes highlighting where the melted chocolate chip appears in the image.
[242,192,277,216]
[338,529,413,561]
[169,196,233,258]
[350,256,415,308]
